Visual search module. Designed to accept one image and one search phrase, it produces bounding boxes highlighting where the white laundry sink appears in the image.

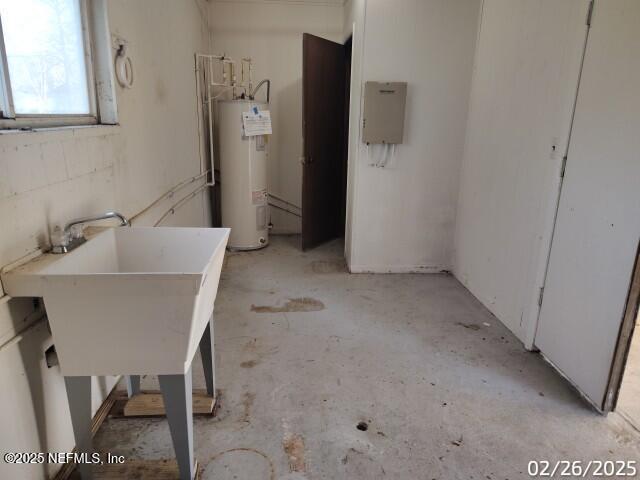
[1,227,229,376]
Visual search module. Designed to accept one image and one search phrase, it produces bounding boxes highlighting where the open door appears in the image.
[535,0,640,410]
[302,33,346,250]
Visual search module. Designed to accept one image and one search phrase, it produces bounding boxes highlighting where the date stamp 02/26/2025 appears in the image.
[527,460,637,478]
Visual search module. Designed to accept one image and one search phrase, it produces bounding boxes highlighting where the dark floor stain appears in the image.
[213,389,222,417]
[457,322,481,331]
[251,297,325,313]
[242,338,279,359]
[310,259,347,273]
[240,359,259,368]
[241,392,255,424]
[341,447,364,464]
[356,421,369,431]
[244,338,259,351]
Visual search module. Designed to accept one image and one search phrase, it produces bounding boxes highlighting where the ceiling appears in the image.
[209,0,346,5]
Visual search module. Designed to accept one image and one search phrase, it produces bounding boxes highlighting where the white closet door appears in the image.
[453,0,589,346]
[535,0,640,409]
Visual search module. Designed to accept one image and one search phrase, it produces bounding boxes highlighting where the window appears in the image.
[0,0,97,128]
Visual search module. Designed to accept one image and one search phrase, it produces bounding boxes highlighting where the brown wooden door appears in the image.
[302,33,346,250]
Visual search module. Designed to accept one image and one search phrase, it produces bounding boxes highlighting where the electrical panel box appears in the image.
[362,81,407,144]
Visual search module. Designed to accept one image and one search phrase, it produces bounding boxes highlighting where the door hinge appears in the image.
[538,287,545,307]
[560,155,568,178]
[586,0,594,26]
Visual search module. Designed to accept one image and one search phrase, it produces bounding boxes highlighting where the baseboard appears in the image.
[270,228,301,235]
[348,264,451,274]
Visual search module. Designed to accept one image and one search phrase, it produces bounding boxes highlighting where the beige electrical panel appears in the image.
[362,81,407,144]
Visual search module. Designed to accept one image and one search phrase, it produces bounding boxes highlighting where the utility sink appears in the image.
[1,227,229,376]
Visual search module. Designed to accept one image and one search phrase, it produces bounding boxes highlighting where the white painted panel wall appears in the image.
[453,0,589,345]
[0,321,115,478]
[0,1,212,478]
[209,1,343,234]
[346,0,480,272]
[535,0,640,407]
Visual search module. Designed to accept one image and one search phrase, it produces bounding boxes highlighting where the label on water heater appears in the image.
[242,110,272,136]
[252,189,268,205]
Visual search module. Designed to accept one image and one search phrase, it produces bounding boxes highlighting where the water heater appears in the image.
[217,100,269,250]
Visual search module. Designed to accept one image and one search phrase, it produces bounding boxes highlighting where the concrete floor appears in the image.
[95,236,640,479]
[618,314,640,431]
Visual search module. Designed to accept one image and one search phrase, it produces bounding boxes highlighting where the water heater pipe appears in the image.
[250,79,271,103]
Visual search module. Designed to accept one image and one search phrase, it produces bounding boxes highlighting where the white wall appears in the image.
[209,0,344,234]
[345,0,481,273]
[0,1,212,477]
[453,0,590,346]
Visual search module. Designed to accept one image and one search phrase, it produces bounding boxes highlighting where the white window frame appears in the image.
[0,0,115,130]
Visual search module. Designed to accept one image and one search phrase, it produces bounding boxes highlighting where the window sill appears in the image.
[0,123,121,142]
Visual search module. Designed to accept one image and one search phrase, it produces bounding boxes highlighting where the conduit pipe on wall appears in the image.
[129,171,210,224]
[153,183,214,227]
[0,301,46,352]
[207,83,215,173]
[0,319,42,352]
[269,202,301,218]
[195,57,207,175]
[268,192,300,210]
[267,193,301,218]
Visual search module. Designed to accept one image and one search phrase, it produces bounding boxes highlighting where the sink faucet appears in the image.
[51,211,130,254]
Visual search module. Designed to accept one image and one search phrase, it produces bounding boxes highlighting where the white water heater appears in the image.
[217,100,269,250]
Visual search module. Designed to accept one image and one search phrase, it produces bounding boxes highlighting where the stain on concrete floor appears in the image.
[94,236,640,480]
[282,434,306,473]
[240,359,259,368]
[251,297,325,313]
[241,392,255,425]
[457,322,481,331]
[310,259,347,273]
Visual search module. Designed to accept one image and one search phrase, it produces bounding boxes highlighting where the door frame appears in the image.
[301,33,347,250]
[339,35,353,240]
[343,16,364,270]
[603,241,640,411]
